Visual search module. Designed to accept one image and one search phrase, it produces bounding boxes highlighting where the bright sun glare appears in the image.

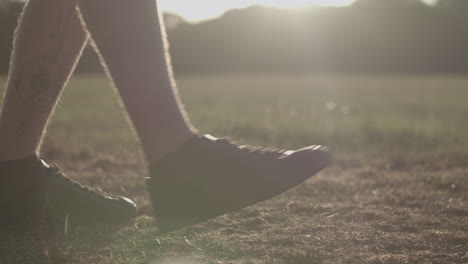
[159,0,354,22]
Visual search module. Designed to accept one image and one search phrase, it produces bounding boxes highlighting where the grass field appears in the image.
[1,74,467,263]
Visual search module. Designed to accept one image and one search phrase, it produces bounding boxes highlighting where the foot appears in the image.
[147,134,331,233]
[0,157,47,230]
[0,156,137,229]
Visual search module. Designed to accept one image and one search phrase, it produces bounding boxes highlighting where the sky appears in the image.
[159,0,355,22]
[5,0,439,22]
[159,0,439,23]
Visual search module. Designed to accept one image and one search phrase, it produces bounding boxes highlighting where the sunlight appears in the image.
[159,0,354,22]
[253,0,354,8]
[420,0,438,6]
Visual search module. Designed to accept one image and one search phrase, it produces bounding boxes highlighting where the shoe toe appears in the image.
[116,196,138,219]
[285,145,332,174]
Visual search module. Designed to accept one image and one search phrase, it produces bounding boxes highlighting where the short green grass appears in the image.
[44,73,468,167]
[0,74,467,263]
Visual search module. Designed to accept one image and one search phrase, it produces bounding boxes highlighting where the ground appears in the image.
[0,74,467,263]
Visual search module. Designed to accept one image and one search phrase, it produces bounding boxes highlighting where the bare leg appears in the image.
[78,0,195,163]
[0,0,137,224]
[0,0,88,161]
[77,0,330,233]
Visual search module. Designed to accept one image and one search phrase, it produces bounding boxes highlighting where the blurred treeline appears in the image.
[1,0,467,74]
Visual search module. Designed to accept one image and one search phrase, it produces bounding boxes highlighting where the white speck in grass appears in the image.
[289,109,297,117]
[341,105,350,115]
[326,101,336,111]
[264,106,272,116]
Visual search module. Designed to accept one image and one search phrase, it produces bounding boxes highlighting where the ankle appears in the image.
[144,129,196,164]
[0,155,38,165]
[0,149,38,162]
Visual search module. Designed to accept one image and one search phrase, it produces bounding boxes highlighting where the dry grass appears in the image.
[7,162,464,264]
[0,74,467,263]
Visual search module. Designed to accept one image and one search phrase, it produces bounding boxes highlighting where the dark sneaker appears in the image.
[148,134,331,233]
[0,157,48,231]
[0,156,137,228]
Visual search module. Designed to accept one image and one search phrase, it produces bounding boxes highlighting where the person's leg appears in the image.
[78,0,330,233]
[0,0,87,161]
[0,0,136,227]
[78,0,194,163]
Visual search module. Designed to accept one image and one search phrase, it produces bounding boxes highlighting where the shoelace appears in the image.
[215,138,287,158]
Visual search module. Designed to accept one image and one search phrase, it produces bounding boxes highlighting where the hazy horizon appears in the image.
[159,0,354,22]
[5,0,440,23]
[159,0,438,22]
